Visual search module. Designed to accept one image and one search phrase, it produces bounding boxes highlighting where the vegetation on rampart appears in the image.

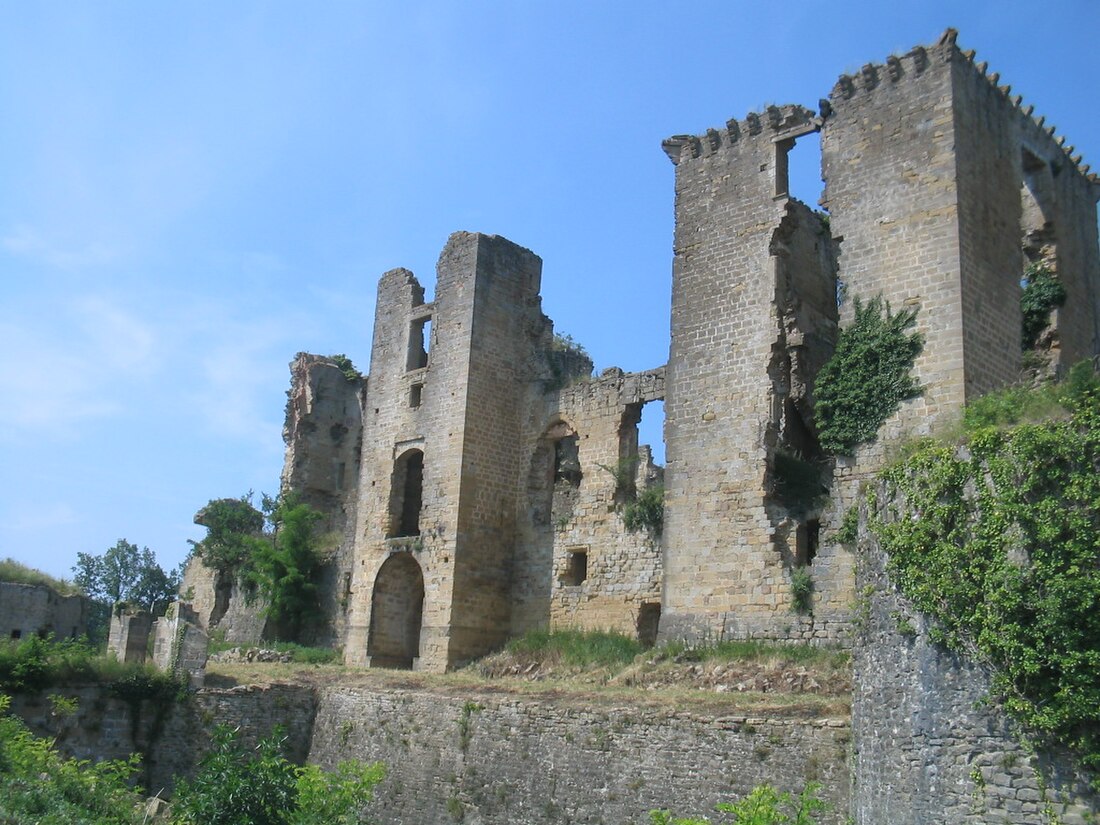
[0,558,82,596]
[1020,263,1066,350]
[870,364,1100,781]
[650,782,827,824]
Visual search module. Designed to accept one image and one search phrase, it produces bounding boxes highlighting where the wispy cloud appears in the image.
[2,223,121,271]
[0,295,160,437]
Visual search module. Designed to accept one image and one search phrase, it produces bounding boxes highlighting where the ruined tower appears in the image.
[344,232,548,670]
[657,29,1100,644]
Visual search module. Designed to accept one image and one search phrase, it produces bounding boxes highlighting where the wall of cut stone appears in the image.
[0,581,89,641]
[308,687,850,825]
[512,366,665,637]
[852,494,1098,824]
[661,104,845,644]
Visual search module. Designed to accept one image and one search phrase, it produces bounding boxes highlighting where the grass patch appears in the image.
[0,558,82,596]
[504,629,644,669]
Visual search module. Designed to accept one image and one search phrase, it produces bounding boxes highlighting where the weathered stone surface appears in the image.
[0,581,91,641]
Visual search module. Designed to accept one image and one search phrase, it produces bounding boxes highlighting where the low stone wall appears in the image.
[8,682,849,823]
[852,508,1099,824]
[310,688,850,824]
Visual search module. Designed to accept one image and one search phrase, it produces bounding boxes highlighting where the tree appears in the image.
[190,495,266,576]
[248,494,325,640]
[73,539,179,614]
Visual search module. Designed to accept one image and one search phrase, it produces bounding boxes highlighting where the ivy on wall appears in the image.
[871,373,1100,781]
[813,296,923,455]
[1020,263,1066,350]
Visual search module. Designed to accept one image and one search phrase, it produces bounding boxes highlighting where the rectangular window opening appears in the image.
[562,548,588,586]
[409,383,423,408]
[795,520,820,567]
[406,316,432,371]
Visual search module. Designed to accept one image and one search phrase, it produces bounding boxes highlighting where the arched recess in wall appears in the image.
[527,420,581,528]
[367,552,424,669]
[388,448,424,538]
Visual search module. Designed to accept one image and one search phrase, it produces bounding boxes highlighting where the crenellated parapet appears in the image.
[662,103,818,165]
[825,28,1097,189]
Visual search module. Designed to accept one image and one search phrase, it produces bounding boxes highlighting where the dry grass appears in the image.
[204,637,851,719]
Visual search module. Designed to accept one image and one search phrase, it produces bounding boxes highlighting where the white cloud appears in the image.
[2,223,120,271]
[0,295,160,438]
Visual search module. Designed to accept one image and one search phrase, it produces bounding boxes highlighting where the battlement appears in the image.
[662,103,818,165]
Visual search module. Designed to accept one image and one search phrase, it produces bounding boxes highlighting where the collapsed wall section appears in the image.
[511,366,665,639]
[661,105,841,643]
[281,353,364,644]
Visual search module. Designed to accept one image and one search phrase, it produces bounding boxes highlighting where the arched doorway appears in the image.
[368,552,424,669]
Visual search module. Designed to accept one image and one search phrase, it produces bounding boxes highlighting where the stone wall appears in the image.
[178,555,269,644]
[661,105,845,644]
[6,682,317,797]
[512,366,665,638]
[9,682,848,823]
[851,494,1099,824]
[0,581,90,641]
[281,352,365,646]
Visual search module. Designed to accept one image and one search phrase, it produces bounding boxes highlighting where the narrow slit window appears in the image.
[409,383,423,408]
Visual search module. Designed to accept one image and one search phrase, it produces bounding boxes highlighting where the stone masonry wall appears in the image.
[0,581,89,641]
[661,104,845,644]
[281,352,364,646]
[512,366,665,638]
[310,687,850,825]
[852,493,1099,824]
[9,682,848,823]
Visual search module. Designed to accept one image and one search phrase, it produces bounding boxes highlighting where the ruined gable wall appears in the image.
[661,106,841,643]
[511,366,664,638]
[0,582,88,641]
[280,353,364,644]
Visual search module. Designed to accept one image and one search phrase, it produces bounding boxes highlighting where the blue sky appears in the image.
[2,1,1098,580]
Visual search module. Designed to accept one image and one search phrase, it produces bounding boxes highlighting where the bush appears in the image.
[789,567,814,615]
[814,296,923,455]
[623,484,664,536]
[173,724,383,825]
[1020,263,1066,349]
[650,782,827,824]
[0,695,145,824]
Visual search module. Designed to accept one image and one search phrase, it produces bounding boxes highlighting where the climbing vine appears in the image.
[813,296,923,455]
[871,375,1100,781]
[1020,263,1066,350]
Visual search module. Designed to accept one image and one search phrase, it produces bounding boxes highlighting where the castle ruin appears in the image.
[186,30,1100,674]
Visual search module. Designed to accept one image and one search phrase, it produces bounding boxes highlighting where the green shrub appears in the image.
[772,451,827,515]
[873,382,1100,781]
[328,354,362,382]
[1020,263,1066,349]
[814,296,923,455]
[173,724,383,825]
[789,567,814,615]
[962,359,1099,431]
[0,695,145,823]
[650,782,827,824]
[623,484,664,536]
[836,505,859,546]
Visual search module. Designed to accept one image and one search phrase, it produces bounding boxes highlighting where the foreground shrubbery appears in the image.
[0,694,145,824]
[651,782,827,824]
[174,725,383,825]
